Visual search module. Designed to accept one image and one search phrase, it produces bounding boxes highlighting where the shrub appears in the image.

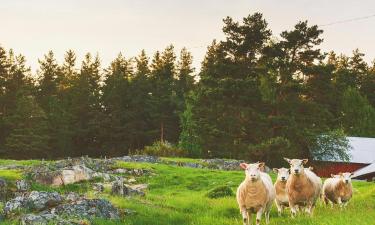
[142,141,187,157]
[206,185,234,199]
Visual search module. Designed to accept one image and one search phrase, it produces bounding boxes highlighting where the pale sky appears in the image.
[1,0,375,73]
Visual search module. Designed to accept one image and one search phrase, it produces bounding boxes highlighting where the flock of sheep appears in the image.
[236,158,354,225]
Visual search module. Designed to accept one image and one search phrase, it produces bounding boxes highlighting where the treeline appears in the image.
[1,13,375,163]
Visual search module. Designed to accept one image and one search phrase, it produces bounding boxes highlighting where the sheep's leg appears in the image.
[265,209,271,224]
[240,207,248,225]
[275,200,282,216]
[256,208,263,225]
[337,197,343,210]
[306,202,314,217]
[247,212,251,225]
[343,201,349,208]
[289,203,297,218]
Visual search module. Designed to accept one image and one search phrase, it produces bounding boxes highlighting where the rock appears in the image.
[65,192,81,202]
[129,184,148,192]
[4,196,27,216]
[16,180,29,192]
[201,158,245,170]
[113,168,127,174]
[0,178,7,189]
[20,213,61,225]
[111,179,146,197]
[127,178,136,183]
[111,179,124,196]
[54,199,120,220]
[93,183,104,193]
[115,155,160,163]
[28,191,63,211]
[60,165,93,185]
[0,178,7,201]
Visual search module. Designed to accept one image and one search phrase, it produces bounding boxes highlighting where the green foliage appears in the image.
[142,141,187,157]
[1,12,375,162]
[341,87,375,137]
[310,129,351,161]
[206,185,234,199]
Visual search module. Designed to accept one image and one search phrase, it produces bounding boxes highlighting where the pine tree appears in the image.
[70,53,104,156]
[149,45,179,143]
[102,53,133,155]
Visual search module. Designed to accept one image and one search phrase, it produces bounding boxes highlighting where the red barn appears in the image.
[313,137,375,180]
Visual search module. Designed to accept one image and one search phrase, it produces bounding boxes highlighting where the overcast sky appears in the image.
[1,0,375,73]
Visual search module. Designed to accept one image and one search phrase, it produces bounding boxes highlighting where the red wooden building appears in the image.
[313,137,375,180]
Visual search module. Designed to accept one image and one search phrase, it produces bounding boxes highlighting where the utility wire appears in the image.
[186,14,375,50]
[319,13,375,27]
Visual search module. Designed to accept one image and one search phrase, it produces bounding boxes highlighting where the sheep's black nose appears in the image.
[294,169,299,173]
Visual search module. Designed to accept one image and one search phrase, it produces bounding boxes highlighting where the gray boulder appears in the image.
[28,191,63,211]
[54,198,120,220]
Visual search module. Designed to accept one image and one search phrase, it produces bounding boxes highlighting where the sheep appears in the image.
[322,172,353,208]
[236,162,276,225]
[284,158,322,217]
[272,167,290,216]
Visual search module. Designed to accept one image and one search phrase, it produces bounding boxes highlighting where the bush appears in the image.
[142,141,187,157]
[206,185,234,199]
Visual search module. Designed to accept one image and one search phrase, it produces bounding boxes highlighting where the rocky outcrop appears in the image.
[114,155,160,163]
[30,163,115,187]
[111,178,146,197]
[4,191,120,224]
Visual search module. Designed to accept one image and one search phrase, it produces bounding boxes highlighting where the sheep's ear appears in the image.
[284,158,291,163]
[273,168,279,173]
[240,163,248,170]
[309,166,314,171]
[302,159,308,164]
[258,162,265,168]
[331,174,336,178]
[338,172,343,176]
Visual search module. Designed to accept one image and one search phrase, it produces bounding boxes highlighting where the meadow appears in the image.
[0,159,374,225]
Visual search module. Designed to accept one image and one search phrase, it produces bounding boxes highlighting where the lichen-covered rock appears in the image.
[16,180,29,192]
[111,179,124,196]
[64,192,81,202]
[111,178,146,197]
[28,191,63,211]
[54,199,120,220]
[115,155,160,163]
[3,196,27,216]
[20,213,63,225]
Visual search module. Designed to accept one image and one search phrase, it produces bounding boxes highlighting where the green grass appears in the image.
[103,161,375,225]
[0,169,22,182]
[1,158,374,225]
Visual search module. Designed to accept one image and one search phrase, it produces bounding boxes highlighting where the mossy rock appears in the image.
[206,185,234,199]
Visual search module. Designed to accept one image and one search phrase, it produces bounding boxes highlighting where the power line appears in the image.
[319,13,375,27]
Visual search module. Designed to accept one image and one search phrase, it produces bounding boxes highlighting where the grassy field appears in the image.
[0,159,374,225]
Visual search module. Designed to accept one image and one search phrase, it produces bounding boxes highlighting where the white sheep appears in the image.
[322,172,353,208]
[236,162,276,225]
[284,158,322,217]
[272,167,290,216]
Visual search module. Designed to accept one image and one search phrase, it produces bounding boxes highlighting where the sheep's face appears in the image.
[340,172,353,184]
[273,168,290,182]
[284,158,308,176]
[240,162,265,182]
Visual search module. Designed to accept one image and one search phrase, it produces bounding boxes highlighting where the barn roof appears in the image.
[352,162,375,178]
[317,136,375,164]
[347,137,375,164]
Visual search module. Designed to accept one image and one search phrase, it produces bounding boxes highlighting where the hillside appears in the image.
[0,157,374,225]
